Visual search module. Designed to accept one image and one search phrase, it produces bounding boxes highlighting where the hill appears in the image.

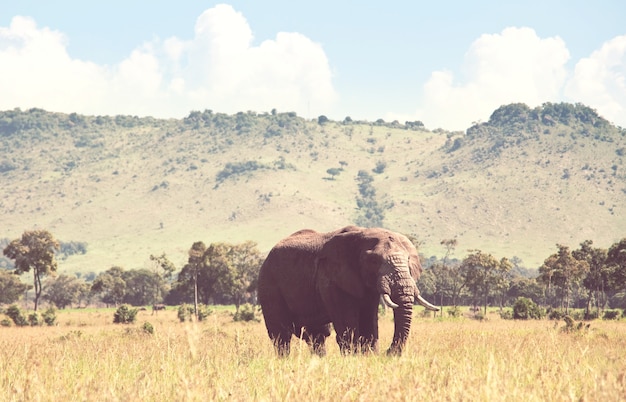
[1,104,625,272]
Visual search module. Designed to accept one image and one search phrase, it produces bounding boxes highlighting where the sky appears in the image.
[1,1,625,131]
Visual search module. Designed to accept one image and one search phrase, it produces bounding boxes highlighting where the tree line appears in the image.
[418,238,626,319]
[1,230,262,314]
[2,230,626,320]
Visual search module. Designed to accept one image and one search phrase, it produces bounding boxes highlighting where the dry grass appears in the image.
[1,308,625,401]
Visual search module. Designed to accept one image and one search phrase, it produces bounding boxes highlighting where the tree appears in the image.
[606,238,626,292]
[223,241,263,311]
[538,244,589,313]
[461,250,510,315]
[122,269,162,306]
[573,240,608,316]
[3,230,60,311]
[188,241,207,318]
[91,266,127,307]
[148,253,176,302]
[429,239,462,316]
[43,274,89,309]
[174,241,262,312]
[326,167,341,180]
[507,277,544,304]
[0,270,31,304]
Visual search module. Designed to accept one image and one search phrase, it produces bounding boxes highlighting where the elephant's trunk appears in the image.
[387,300,413,355]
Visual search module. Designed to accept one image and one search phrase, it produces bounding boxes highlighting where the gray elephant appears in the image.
[258,226,438,356]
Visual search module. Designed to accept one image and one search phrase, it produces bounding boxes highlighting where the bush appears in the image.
[28,312,42,326]
[233,304,258,322]
[499,309,514,320]
[446,306,462,318]
[197,304,212,321]
[142,322,154,335]
[42,307,57,326]
[547,308,565,320]
[603,310,622,320]
[1,318,12,327]
[584,310,599,320]
[177,304,193,322]
[113,304,138,324]
[6,305,28,326]
[177,304,212,322]
[513,297,544,320]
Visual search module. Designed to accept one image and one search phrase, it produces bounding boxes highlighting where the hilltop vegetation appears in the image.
[0,103,625,272]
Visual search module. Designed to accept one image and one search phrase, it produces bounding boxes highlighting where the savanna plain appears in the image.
[1,307,625,401]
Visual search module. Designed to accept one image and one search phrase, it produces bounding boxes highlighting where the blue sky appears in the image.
[1,1,625,130]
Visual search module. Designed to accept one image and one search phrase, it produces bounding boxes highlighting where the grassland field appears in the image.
[1,306,625,401]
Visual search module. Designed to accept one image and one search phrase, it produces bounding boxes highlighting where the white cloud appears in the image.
[414,27,570,130]
[0,5,337,118]
[565,35,626,127]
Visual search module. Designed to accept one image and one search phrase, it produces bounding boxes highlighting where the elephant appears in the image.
[257,226,439,357]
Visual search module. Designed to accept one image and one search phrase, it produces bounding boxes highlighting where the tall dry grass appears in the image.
[1,308,625,401]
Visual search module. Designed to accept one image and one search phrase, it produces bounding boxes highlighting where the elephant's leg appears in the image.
[261,294,293,356]
[358,292,380,353]
[329,298,361,354]
[300,324,331,356]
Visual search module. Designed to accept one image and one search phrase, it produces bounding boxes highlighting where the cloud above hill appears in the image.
[0,4,337,118]
[0,5,624,130]
[413,27,626,130]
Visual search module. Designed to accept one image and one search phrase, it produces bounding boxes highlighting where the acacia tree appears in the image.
[3,230,60,311]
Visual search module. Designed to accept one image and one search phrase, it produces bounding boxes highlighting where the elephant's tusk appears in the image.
[382,293,399,309]
[416,294,440,311]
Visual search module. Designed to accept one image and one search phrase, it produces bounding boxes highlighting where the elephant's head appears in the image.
[316,228,438,354]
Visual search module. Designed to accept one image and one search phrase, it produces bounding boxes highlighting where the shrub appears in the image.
[561,315,590,333]
[42,307,57,326]
[178,304,212,322]
[113,304,138,324]
[197,304,212,321]
[234,304,258,322]
[6,305,28,326]
[142,322,154,335]
[584,310,599,320]
[513,297,544,319]
[1,318,12,327]
[499,309,514,320]
[603,310,621,320]
[28,312,42,326]
[177,304,193,322]
[473,311,486,321]
[446,306,462,318]
[547,308,565,320]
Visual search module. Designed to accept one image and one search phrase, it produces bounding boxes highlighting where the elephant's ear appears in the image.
[316,233,366,299]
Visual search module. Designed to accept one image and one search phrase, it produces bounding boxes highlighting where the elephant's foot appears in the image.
[386,341,404,356]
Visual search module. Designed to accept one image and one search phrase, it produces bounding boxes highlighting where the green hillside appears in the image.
[1,104,625,272]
